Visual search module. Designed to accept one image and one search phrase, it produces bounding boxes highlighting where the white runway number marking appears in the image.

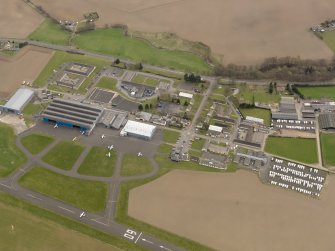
[123,229,141,242]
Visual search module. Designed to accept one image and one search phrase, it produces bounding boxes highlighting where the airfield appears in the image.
[30,0,334,64]
[129,169,335,251]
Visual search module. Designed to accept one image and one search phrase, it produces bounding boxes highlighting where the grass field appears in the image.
[320,133,335,167]
[78,147,116,177]
[238,84,280,104]
[42,141,85,170]
[28,19,70,45]
[21,133,54,155]
[131,74,159,87]
[34,51,109,91]
[74,28,211,73]
[239,107,271,126]
[163,130,180,144]
[96,77,118,91]
[0,201,119,251]
[22,102,46,116]
[321,31,335,53]
[19,167,108,213]
[297,85,335,100]
[265,136,318,164]
[0,123,26,177]
[191,138,206,151]
[121,153,153,177]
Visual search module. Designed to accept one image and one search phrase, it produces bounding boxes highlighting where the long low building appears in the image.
[1,88,34,114]
[319,113,335,130]
[41,99,103,134]
[120,120,156,140]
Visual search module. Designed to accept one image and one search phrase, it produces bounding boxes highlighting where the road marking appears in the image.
[141,238,153,244]
[160,246,172,251]
[134,232,142,244]
[90,219,110,226]
[57,206,74,214]
[27,193,42,201]
[0,183,12,189]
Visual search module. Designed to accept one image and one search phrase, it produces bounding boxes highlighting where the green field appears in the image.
[42,141,85,170]
[297,86,335,100]
[265,136,318,164]
[0,123,26,177]
[191,138,206,151]
[121,153,153,177]
[132,74,159,87]
[74,28,211,73]
[78,147,116,177]
[19,167,107,213]
[0,201,119,251]
[34,51,109,91]
[321,31,335,53]
[96,77,118,91]
[238,84,280,104]
[21,134,54,155]
[163,129,180,144]
[320,133,335,167]
[239,107,271,126]
[22,102,46,116]
[28,19,70,45]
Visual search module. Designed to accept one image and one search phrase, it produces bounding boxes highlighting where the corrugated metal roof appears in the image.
[208,125,223,133]
[123,120,156,138]
[4,88,34,111]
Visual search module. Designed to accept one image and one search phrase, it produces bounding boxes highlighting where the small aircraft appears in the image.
[106,152,111,158]
[101,134,105,139]
[107,145,114,150]
[138,152,143,157]
[80,212,85,218]
[72,137,77,142]
[81,131,85,135]
[54,124,58,128]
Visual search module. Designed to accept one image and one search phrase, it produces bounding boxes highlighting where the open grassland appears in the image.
[163,129,180,144]
[28,19,70,45]
[0,123,26,177]
[96,77,118,91]
[265,136,318,164]
[73,28,211,73]
[239,108,271,126]
[42,141,84,170]
[0,46,53,98]
[0,201,119,251]
[297,85,335,100]
[32,0,334,65]
[129,170,335,251]
[321,31,335,53]
[238,84,280,104]
[78,147,116,177]
[121,153,153,177]
[21,133,54,155]
[132,74,159,87]
[34,51,109,92]
[191,138,206,151]
[19,167,108,213]
[320,133,335,167]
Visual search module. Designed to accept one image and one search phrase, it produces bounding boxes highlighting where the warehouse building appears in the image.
[99,109,128,129]
[319,113,335,131]
[1,88,34,114]
[272,96,298,120]
[120,120,156,140]
[41,99,103,134]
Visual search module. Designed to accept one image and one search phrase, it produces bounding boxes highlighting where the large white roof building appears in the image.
[121,120,156,140]
[1,88,34,114]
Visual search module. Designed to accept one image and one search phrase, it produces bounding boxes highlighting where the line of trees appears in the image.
[184,73,201,83]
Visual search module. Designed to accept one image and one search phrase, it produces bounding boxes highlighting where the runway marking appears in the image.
[90,218,110,226]
[0,183,12,189]
[27,193,42,201]
[160,246,172,251]
[141,238,153,244]
[135,232,142,244]
[57,206,74,214]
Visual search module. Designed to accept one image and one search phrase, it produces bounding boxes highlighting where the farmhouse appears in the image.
[120,120,156,140]
[1,88,34,114]
[41,99,103,134]
[319,113,335,131]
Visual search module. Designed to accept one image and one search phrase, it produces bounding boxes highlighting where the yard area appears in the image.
[0,123,26,177]
[163,129,180,144]
[96,77,118,92]
[42,141,85,170]
[131,74,159,87]
[265,136,318,164]
[297,85,335,100]
[191,138,206,151]
[120,153,153,177]
[19,167,108,213]
[237,84,280,104]
[320,133,335,167]
[78,147,116,177]
[21,133,54,155]
[239,107,271,126]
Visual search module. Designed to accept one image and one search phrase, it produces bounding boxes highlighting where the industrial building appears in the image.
[208,125,223,135]
[41,99,103,134]
[120,120,156,140]
[99,109,128,129]
[1,88,34,114]
[246,116,264,124]
[272,96,298,120]
[179,92,193,99]
[319,113,335,130]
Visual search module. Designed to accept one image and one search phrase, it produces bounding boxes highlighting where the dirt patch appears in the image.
[273,129,317,138]
[0,114,27,134]
[0,0,44,38]
[31,0,334,65]
[0,45,53,98]
[129,170,335,251]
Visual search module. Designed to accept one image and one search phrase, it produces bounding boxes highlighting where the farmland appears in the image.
[297,85,335,100]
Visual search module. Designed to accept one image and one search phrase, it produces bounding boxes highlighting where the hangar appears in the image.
[1,88,34,114]
[41,99,103,134]
[120,120,156,140]
[319,113,335,131]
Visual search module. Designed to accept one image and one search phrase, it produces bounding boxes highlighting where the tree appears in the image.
[144,103,149,110]
[149,103,153,109]
[138,62,143,70]
[138,104,143,111]
[184,73,189,82]
[184,100,189,106]
[274,82,277,94]
[269,82,273,94]
[176,99,181,104]
[252,95,255,106]
[114,58,120,64]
